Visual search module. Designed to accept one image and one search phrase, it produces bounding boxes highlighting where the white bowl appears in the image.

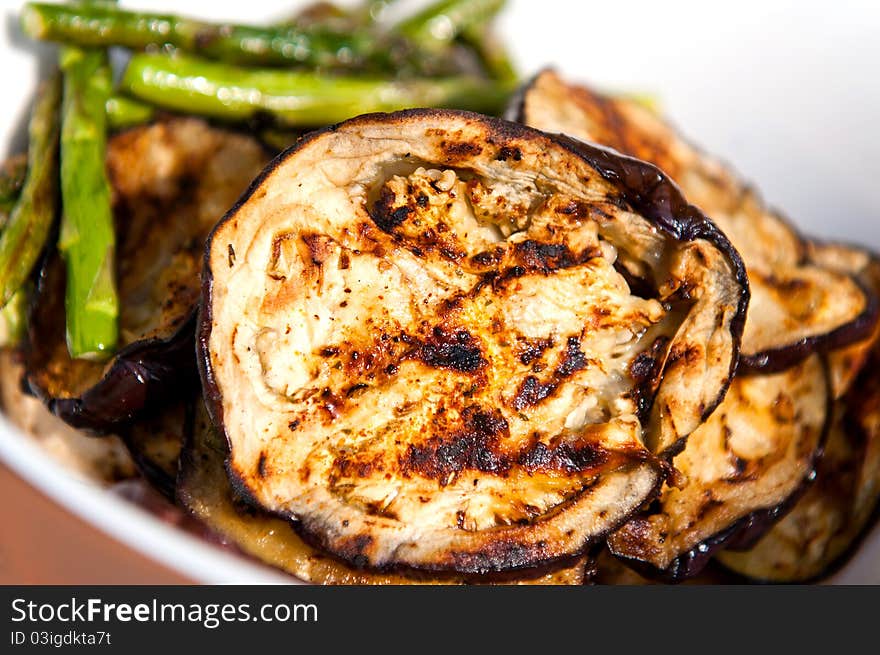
[1,0,879,584]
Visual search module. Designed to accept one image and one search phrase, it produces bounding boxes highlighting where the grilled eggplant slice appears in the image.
[201,109,747,572]
[179,399,587,584]
[716,249,880,582]
[24,118,269,431]
[807,242,880,398]
[717,395,880,582]
[513,70,878,372]
[607,355,830,581]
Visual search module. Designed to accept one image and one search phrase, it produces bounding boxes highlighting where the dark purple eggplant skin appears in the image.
[23,253,199,433]
[28,318,198,432]
[738,277,879,374]
[197,108,749,466]
[507,74,878,376]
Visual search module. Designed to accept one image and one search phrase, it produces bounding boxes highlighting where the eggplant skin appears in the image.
[199,108,746,573]
[121,398,189,499]
[513,69,878,373]
[607,354,831,582]
[23,118,269,432]
[587,547,744,585]
[178,397,588,585]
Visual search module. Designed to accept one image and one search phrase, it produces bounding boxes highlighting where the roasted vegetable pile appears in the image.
[1,1,878,585]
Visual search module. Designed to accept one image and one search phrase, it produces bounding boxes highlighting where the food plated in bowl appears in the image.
[1,0,879,584]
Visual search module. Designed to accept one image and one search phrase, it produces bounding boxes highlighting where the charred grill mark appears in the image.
[518,440,607,474]
[558,336,589,376]
[227,243,235,267]
[496,145,523,162]
[511,240,603,275]
[370,185,412,232]
[411,326,487,374]
[332,451,385,480]
[517,337,554,365]
[400,406,511,482]
[470,247,504,268]
[666,341,702,367]
[555,199,589,218]
[512,337,588,411]
[369,185,468,263]
[695,491,725,521]
[629,336,671,419]
[441,140,483,160]
[447,539,550,574]
[513,376,555,411]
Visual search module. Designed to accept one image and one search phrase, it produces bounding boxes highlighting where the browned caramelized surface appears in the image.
[609,355,828,576]
[205,110,744,571]
[718,249,880,582]
[179,401,587,585]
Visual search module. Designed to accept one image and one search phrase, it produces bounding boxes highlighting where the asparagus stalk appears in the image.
[58,45,118,360]
[0,159,29,347]
[0,287,28,348]
[0,74,61,309]
[21,1,393,71]
[0,154,28,219]
[120,53,514,127]
[394,0,506,51]
[461,25,518,85]
[106,95,155,130]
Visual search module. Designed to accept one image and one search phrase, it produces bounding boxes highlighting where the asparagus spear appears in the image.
[0,155,28,219]
[58,45,118,360]
[0,74,61,309]
[394,0,506,51]
[106,95,155,130]
[460,25,518,85]
[120,53,514,127]
[0,287,28,348]
[22,1,395,71]
[0,159,29,347]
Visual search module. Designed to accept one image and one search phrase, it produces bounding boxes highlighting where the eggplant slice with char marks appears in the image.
[178,398,588,584]
[717,247,880,582]
[200,109,746,573]
[23,117,270,431]
[807,242,880,399]
[717,392,880,582]
[512,70,878,373]
[607,354,830,581]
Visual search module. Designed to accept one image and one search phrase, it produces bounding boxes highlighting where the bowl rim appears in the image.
[0,414,299,584]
